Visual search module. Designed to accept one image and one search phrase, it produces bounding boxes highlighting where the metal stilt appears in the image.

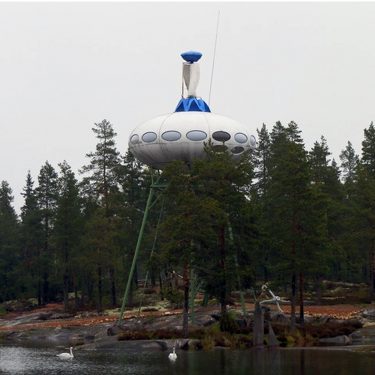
[117,174,166,325]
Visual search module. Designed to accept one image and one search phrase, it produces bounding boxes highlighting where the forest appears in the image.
[1,119,374,326]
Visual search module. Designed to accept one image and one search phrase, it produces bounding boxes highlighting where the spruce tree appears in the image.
[20,172,43,301]
[357,122,375,297]
[267,121,312,328]
[53,161,83,311]
[0,181,20,302]
[36,161,58,304]
[340,141,359,187]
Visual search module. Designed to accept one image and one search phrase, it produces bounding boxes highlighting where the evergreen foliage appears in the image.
[1,118,375,318]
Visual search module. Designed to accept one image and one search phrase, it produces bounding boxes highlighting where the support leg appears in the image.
[117,183,155,325]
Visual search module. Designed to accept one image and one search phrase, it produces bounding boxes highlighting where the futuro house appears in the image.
[128,51,256,169]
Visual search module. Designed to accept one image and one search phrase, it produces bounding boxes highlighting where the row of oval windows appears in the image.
[130,130,255,145]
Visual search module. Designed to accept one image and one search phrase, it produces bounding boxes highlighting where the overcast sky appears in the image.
[1,2,375,212]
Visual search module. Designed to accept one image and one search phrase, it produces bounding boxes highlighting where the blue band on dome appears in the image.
[175,98,211,113]
[181,51,202,63]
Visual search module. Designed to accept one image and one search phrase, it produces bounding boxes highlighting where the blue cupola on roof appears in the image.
[175,97,211,112]
[181,51,202,63]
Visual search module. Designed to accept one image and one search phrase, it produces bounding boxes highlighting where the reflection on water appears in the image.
[1,345,375,375]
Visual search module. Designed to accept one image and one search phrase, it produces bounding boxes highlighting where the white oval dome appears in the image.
[128,112,256,169]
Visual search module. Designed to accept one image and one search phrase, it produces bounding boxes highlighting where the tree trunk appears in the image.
[109,267,117,307]
[97,266,103,312]
[159,273,164,300]
[151,269,156,287]
[299,271,305,328]
[370,239,375,300]
[42,271,49,304]
[315,275,322,305]
[37,278,42,306]
[219,225,227,315]
[291,272,296,332]
[75,285,80,310]
[63,270,69,312]
[183,262,190,338]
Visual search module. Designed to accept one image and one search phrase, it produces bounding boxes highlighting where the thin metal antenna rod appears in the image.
[208,10,220,106]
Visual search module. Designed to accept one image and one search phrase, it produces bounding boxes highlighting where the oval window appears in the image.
[231,146,245,154]
[249,135,257,147]
[130,134,140,144]
[142,132,157,143]
[186,130,207,141]
[234,133,248,144]
[162,131,181,141]
[212,131,231,142]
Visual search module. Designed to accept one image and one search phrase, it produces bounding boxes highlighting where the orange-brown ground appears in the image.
[0,302,365,333]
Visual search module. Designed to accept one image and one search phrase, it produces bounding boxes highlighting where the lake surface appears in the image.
[1,345,375,374]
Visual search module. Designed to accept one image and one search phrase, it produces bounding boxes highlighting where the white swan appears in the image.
[168,347,177,362]
[57,346,74,359]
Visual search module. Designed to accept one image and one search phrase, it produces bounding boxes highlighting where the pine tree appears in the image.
[80,119,121,308]
[53,161,83,311]
[254,124,271,196]
[340,141,359,187]
[160,143,254,333]
[308,138,344,298]
[36,161,59,304]
[19,172,43,300]
[0,181,20,302]
[81,119,121,214]
[267,121,312,328]
[357,122,375,297]
[362,121,375,175]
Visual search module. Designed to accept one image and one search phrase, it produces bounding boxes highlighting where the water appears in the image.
[1,345,375,375]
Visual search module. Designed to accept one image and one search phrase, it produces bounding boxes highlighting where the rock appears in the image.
[2,299,37,312]
[301,314,314,324]
[50,313,74,320]
[140,307,159,312]
[194,315,216,327]
[211,313,221,321]
[269,312,290,326]
[37,312,53,320]
[253,301,264,348]
[84,335,96,343]
[107,325,124,336]
[362,309,375,320]
[319,335,352,346]
[70,334,85,345]
[179,339,201,350]
[316,315,330,324]
[142,341,168,350]
[75,311,99,319]
[325,318,345,325]
[267,322,280,347]
[235,319,248,329]
[349,326,375,345]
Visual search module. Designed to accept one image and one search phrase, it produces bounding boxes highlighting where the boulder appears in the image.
[193,315,216,327]
[362,309,375,320]
[319,335,352,346]
[37,312,53,320]
[315,315,330,324]
[50,312,74,320]
[269,312,290,326]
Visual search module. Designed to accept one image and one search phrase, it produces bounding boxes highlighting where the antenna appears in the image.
[208,10,220,106]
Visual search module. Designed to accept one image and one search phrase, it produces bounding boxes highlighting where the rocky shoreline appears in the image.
[2,303,375,351]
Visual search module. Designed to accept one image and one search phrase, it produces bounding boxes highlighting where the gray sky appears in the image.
[1,2,375,212]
